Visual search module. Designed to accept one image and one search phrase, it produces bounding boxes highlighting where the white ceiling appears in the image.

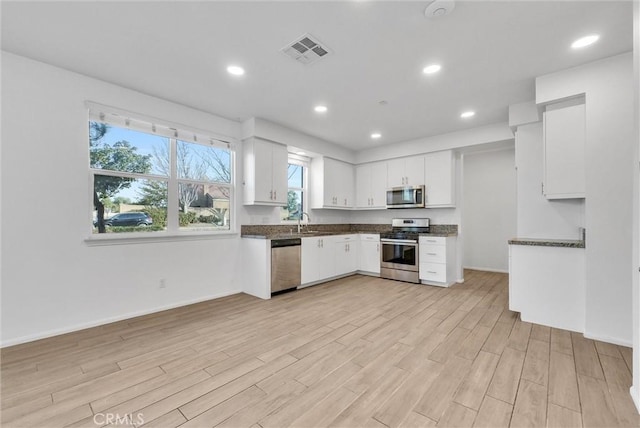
[1,1,633,151]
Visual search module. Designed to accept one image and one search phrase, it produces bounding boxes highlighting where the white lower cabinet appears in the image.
[301,236,334,284]
[419,236,456,286]
[302,234,359,285]
[358,234,380,275]
[334,235,358,277]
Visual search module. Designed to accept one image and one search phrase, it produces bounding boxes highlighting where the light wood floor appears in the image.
[1,270,638,427]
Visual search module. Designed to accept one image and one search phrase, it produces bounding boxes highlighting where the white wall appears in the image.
[632,0,640,413]
[462,148,516,272]
[537,52,634,345]
[0,52,244,346]
[514,122,585,239]
[355,122,514,164]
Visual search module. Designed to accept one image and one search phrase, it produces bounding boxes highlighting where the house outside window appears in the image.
[88,106,234,237]
[281,155,308,222]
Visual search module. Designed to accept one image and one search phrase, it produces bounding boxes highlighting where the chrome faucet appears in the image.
[297,212,311,234]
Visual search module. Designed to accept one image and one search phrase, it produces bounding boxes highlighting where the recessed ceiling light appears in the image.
[571,34,599,49]
[371,133,382,139]
[314,105,328,113]
[460,111,475,119]
[226,65,245,76]
[423,64,442,74]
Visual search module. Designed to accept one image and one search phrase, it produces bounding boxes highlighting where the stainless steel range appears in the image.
[380,218,430,283]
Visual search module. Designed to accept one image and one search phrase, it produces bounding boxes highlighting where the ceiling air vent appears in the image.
[281,33,331,65]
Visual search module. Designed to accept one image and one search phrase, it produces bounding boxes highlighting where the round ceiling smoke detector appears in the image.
[424,0,455,18]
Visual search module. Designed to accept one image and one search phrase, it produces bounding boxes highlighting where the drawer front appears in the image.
[420,236,445,246]
[360,234,380,242]
[420,244,446,263]
[420,262,446,282]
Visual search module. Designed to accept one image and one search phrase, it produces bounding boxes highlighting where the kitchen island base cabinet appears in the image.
[509,244,585,333]
[419,236,457,287]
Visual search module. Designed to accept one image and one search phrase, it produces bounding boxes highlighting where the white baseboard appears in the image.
[583,332,633,348]
[463,266,509,274]
[1,289,242,348]
[356,271,381,277]
[631,386,640,414]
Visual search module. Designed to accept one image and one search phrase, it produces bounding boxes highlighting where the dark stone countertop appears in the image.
[241,223,458,239]
[508,238,585,248]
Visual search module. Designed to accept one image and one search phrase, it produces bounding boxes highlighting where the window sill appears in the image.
[85,230,238,246]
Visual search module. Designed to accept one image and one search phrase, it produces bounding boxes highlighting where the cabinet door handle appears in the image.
[274,190,277,200]
[344,198,347,206]
[427,252,437,256]
[269,190,273,200]
[321,239,323,248]
[377,244,379,252]
[427,271,437,274]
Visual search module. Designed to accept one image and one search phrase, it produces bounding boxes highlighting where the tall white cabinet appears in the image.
[424,151,456,207]
[543,100,586,199]
[355,162,387,209]
[243,138,288,206]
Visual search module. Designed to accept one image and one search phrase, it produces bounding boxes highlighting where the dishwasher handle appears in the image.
[271,238,302,248]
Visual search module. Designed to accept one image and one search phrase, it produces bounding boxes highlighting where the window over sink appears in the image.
[281,154,308,222]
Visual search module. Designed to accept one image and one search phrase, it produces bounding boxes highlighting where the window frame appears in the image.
[281,154,309,224]
[86,103,237,244]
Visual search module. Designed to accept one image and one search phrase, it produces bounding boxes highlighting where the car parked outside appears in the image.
[94,212,153,227]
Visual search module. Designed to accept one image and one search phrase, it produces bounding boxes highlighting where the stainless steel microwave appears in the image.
[386,185,425,208]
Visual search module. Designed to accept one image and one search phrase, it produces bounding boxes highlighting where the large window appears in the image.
[89,107,233,236]
[281,156,308,221]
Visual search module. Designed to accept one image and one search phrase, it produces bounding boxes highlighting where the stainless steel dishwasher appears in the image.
[271,238,301,293]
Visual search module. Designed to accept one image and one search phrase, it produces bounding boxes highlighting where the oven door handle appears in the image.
[380,238,418,245]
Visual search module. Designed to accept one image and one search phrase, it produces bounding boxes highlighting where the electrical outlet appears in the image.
[159,278,167,289]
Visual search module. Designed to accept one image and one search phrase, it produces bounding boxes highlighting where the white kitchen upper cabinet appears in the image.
[333,235,358,276]
[543,101,586,199]
[311,157,355,209]
[355,162,387,209]
[358,234,380,274]
[243,138,288,205]
[424,150,456,207]
[387,156,424,187]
